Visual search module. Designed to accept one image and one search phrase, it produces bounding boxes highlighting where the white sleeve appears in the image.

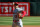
[18,8,23,11]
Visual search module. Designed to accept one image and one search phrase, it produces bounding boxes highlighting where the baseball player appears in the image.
[12,2,26,27]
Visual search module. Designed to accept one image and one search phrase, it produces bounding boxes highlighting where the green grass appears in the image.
[0,17,40,25]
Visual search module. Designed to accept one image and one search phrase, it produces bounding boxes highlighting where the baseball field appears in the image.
[0,16,40,27]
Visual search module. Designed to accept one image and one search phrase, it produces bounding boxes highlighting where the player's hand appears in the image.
[19,13,23,19]
[19,16,23,19]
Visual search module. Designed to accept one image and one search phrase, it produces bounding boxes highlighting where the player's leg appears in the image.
[18,19,23,27]
[12,22,17,27]
[19,19,23,27]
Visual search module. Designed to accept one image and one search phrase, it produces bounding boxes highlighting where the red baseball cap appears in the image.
[13,2,18,5]
[14,2,18,5]
[15,2,18,4]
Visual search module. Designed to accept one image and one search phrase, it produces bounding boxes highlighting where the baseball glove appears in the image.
[19,14,23,19]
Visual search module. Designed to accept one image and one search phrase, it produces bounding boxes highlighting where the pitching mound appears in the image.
[0,25,40,27]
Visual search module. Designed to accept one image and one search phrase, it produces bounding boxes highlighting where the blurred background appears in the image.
[0,0,40,27]
[0,0,40,16]
[1,0,40,16]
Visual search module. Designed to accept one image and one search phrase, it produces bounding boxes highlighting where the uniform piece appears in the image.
[13,8,26,27]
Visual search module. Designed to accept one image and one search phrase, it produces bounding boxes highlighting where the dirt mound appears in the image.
[0,25,40,27]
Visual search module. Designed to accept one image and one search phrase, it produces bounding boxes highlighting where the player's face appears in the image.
[16,6,18,8]
[14,5,18,8]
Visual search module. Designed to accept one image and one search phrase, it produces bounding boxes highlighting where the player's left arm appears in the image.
[22,11,26,17]
[19,11,26,19]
